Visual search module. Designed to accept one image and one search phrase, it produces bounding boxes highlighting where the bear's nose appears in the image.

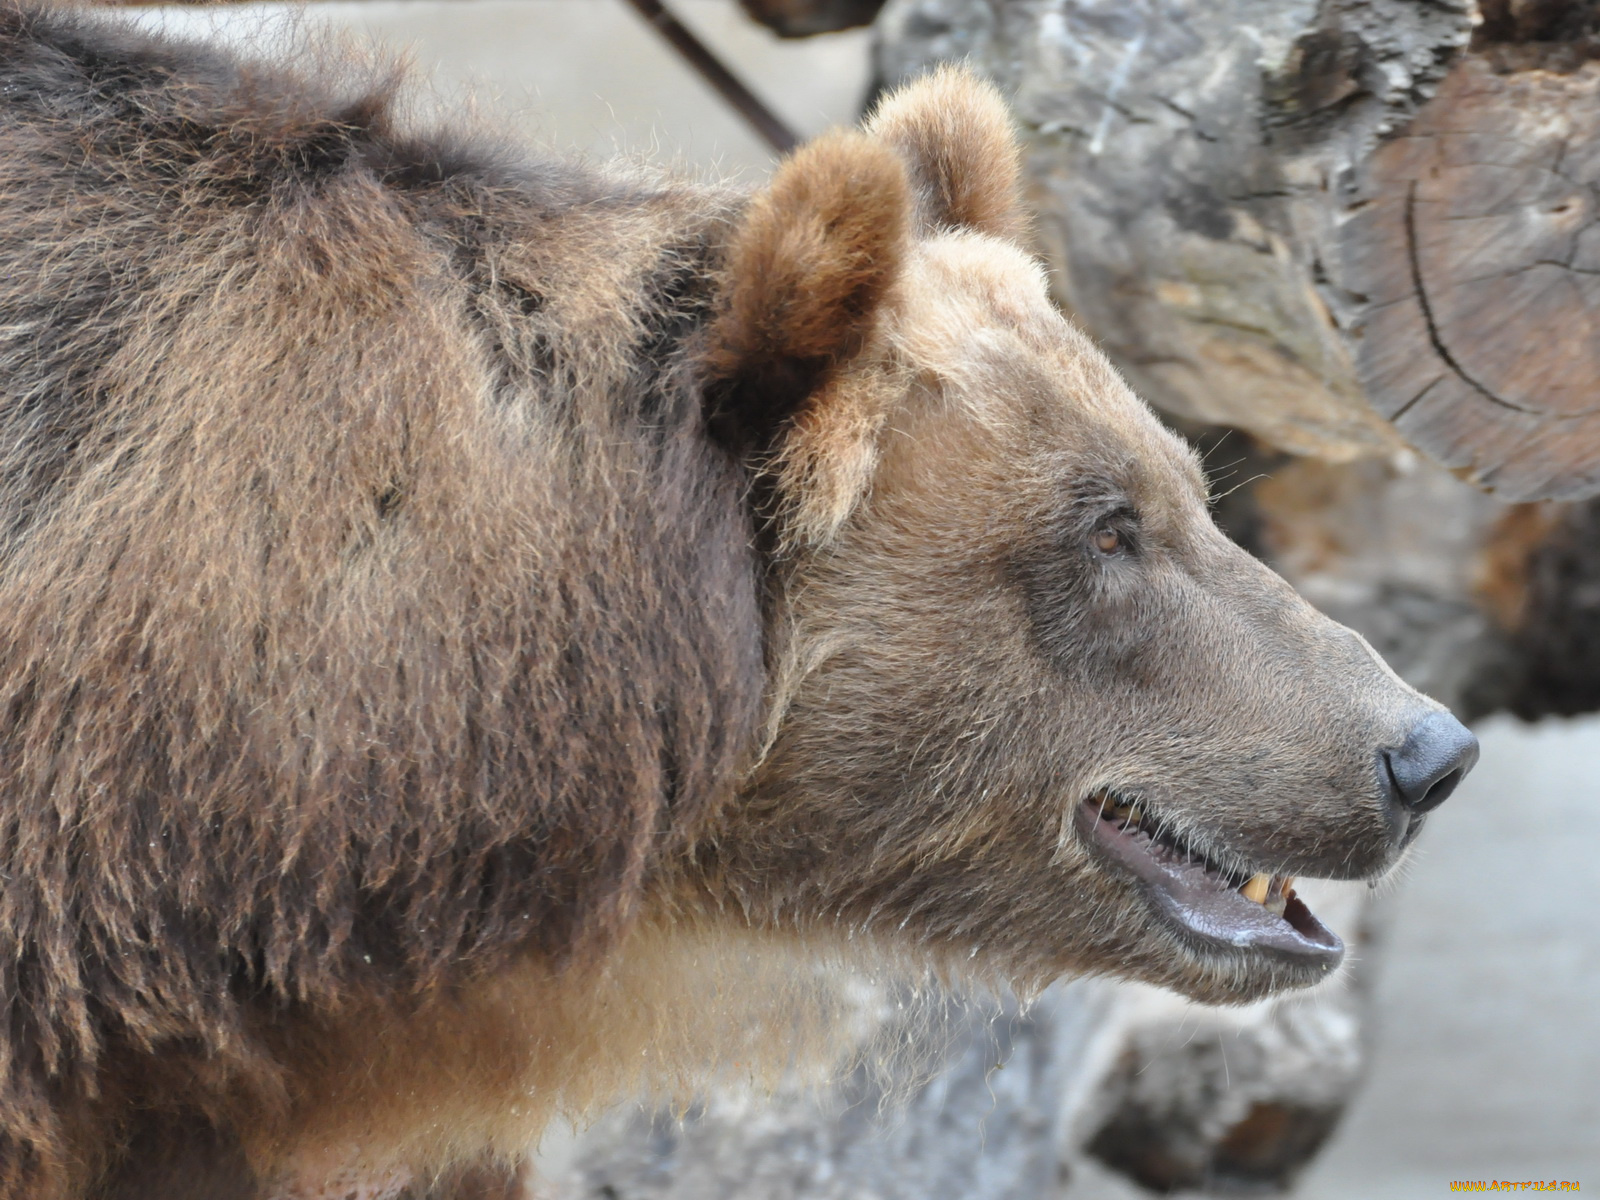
[1382,711,1480,814]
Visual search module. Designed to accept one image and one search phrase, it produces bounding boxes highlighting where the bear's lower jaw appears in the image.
[1075,795,1344,976]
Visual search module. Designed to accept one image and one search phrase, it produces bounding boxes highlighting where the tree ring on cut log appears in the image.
[1344,57,1600,501]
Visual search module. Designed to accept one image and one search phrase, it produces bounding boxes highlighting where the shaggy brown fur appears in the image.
[0,6,762,1192]
[0,7,1465,1198]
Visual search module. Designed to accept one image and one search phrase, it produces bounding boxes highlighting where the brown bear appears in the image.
[0,5,1477,1198]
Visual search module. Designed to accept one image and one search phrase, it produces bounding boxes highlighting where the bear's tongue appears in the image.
[1077,797,1343,969]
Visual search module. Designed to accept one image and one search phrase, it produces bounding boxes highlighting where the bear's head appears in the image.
[695,69,1478,1005]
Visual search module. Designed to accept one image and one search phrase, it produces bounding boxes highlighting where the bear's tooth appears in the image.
[1240,873,1270,904]
[1265,895,1288,918]
[1123,803,1143,825]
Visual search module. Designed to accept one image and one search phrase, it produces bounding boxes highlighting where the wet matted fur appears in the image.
[0,6,1465,1197]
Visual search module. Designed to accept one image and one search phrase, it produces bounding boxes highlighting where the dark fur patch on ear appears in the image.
[705,130,910,452]
[865,64,1024,240]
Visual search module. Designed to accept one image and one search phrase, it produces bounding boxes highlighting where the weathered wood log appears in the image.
[1345,50,1600,499]
[874,0,1600,501]
[1484,498,1600,717]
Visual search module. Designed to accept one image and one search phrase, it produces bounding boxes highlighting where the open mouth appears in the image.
[1075,792,1343,972]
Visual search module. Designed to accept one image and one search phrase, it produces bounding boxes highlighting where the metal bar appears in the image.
[620,0,800,155]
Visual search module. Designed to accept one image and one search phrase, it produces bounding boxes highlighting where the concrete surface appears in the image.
[1293,713,1600,1197]
[113,5,1600,1193]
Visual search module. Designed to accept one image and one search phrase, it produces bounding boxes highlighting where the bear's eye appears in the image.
[1092,527,1123,556]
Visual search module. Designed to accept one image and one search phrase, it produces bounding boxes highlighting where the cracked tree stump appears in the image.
[875,0,1600,500]
[1345,53,1600,497]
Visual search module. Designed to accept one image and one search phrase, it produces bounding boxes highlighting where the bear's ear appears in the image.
[864,65,1024,240]
[704,129,911,455]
